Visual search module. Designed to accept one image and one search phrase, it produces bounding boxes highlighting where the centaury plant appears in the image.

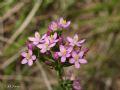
[20,17,89,90]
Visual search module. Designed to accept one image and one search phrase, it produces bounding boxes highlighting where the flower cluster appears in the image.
[21,17,88,69]
[20,17,89,90]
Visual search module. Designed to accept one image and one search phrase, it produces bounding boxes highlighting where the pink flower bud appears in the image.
[45,61,52,65]
[58,36,64,45]
[53,52,59,60]
[83,48,89,53]
[26,42,33,50]
[83,48,89,57]
[47,31,51,36]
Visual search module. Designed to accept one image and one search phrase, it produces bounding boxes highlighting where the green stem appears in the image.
[57,63,66,90]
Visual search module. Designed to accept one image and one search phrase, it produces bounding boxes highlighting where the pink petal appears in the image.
[21,52,27,57]
[67,47,73,53]
[37,44,44,49]
[70,43,75,46]
[53,32,57,39]
[69,58,75,64]
[79,59,87,64]
[72,52,77,57]
[60,45,65,52]
[76,43,82,47]
[63,21,71,27]
[66,53,70,57]
[32,55,36,60]
[39,40,45,43]
[21,58,27,64]
[78,39,86,44]
[49,43,56,47]
[45,38,49,44]
[59,17,64,24]
[28,37,36,41]
[35,32,40,39]
[33,41,39,45]
[58,52,62,56]
[41,34,47,39]
[28,60,33,66]
[54,39,59,42]
[75,62,80,68]
[74,34,78,41]
[66,21,71,26]
[67,37,73,43]
[40,48,46,53]
[79,51,84,58]
[61,56,66,62]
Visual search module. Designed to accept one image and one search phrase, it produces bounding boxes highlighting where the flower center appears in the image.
[45,43,49,48]
[52,23,57,30]
[50,35,53,40]
[63,50,67,55]
[75,55,79,62]
[26,53,30,60]
[62,20,66,24]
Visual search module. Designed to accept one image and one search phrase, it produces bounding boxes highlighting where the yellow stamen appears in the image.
[45,44,49,48]
[26,53,30,60]
[62,20,66,24]
[50,35,53,39]
[75,55,79,62]
[49,35,53,41]
[63,50,67,55]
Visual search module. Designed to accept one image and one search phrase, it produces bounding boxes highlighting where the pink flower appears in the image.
[48,32,59,44]
[28,32,46,45]
[58,45,73,62]
[49,21,59,31]
[37,38,55,53]
[58,17,71,28]
[21,49,36,66]
[67,34,85,47]
[69,51,87,68]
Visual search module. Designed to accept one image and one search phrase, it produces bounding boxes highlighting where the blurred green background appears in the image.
[0,0,120,90]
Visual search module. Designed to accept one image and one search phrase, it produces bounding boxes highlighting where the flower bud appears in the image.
[26,42,33,50]
[53,52,59,60]
[58,36,64,45]
[47,31,51,36]
[45,61,52,65]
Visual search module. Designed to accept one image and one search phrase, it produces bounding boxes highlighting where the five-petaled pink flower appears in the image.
[28,32,46,45]
[58,17,71,28]
[48,32,59,44]
[49,21,59,31]
[21,49,36,66]
[67,34,85,47]
[69,51,87,68]
[58,45,73,62]
[37,38,56,53]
